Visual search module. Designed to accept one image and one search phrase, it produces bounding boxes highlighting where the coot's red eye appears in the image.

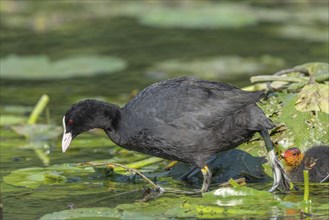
[68,119,74,125]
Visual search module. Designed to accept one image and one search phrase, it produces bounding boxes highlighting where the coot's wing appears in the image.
[123,77,266,127]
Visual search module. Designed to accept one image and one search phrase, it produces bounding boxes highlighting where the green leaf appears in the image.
[148,55,284,81]
[3,165,94,189]
[39,187,274,220]
[0,55,127,79]
[276,25,328,42]
[11,124,62,141]
[204,186,272,199]
[0,115,26,126]
[40,207,121,220]
[258,92,329,152]
[294,62,329,77]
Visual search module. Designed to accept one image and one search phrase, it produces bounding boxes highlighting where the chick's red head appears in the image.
[281,147,304,169]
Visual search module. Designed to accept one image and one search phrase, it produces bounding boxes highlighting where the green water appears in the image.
[1,1,328,219]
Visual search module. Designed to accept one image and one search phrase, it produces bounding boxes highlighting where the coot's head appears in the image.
[62,99,110,153]
[281,147,304,168]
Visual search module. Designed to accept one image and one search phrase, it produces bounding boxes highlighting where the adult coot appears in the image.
[62,77,291,192]
[281,146,329,183]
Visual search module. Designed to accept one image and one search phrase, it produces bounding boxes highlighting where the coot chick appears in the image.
[281,146,329,183]
[62,77,291,192]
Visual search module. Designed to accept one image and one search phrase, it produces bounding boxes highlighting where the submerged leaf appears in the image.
[295,84,329,114]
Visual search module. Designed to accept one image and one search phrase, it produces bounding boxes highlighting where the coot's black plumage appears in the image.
[282,145,329,183]
[62,77,291,192]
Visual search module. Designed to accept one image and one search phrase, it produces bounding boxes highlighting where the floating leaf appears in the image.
[1,105,33,114]
[258,92,329,152]
[0,115,26,126]
[3,165,94,189]
[276,25,328,42]
[39,185,313,220]
[40,207,121,220]
[295,84,329,114]
[138,4,258,29]
[147,55,285,81]
[204,185,272,199]
[294,62,329,82]
[0,55,127,79]
[11,124,62,141]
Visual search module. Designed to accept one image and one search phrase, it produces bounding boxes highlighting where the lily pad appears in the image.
[147,55,285,81]
[204,185,272,199]
[138,4,258,29]
[294,62,329,82]
[295,84,329,114]
[3,165,94,189]
[1,105,33,115]
[39,184,328,220]
[276,25,328,43]
[255,6,328,26]
[0,55,127,79]
[11,124,62,141]
[0,115,26,126]
[259,92,329,152]
[108,3,259,29]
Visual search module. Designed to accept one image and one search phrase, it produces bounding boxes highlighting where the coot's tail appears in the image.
[233,92,274,131]
[246,104,275,131]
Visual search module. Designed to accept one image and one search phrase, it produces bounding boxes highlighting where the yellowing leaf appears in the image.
[295,84,329,114]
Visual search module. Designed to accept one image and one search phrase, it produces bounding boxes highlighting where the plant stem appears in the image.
[82,161,159,189]
[228,178,241,187]
[120,157,164,170]
[27,94,49,124]
[250,75,308,83]
[303,170,310,201]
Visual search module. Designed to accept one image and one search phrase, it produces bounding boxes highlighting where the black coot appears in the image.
[62,77,291,192]
[281,145,329,183]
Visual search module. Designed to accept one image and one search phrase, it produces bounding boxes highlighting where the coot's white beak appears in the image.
[62,116,72,153]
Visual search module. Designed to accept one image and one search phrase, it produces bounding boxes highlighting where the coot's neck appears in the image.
[87,100,121,133]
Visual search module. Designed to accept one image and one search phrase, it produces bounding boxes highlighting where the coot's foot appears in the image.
[178,165,213,193]
[179,155,217,181]
[268,150,293,192]
[260,130,294,192]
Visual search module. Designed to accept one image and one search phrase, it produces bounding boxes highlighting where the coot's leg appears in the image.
[260,130,292,192]
[179,165,197,180]
[200,165,212,192]
[179,155,217,180]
